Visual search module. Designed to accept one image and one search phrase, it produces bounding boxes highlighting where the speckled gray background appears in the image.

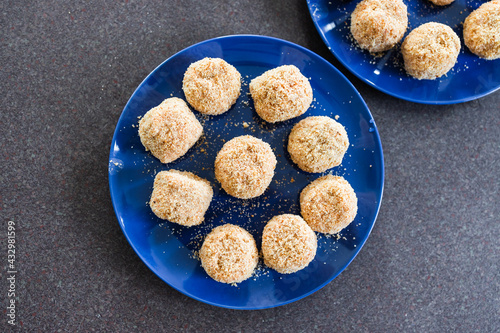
[1,0,499,332]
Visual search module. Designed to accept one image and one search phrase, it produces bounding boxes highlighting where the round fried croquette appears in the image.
[149,170,213,227]
[249,65,313,123]
[401,22,461,80]
[287,116,349,173]
[215,135,277,199]
[463,0,500,60]
[138,97,202,164]
[300,175,358,234]
[262,214,317,274]
[350,0,408,53]
[199,224,259,284]
[428,0,455,6]
[182,57,241,115]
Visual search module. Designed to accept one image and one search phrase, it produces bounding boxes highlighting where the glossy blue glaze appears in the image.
[108,35,384,309]
[307,0,500,104]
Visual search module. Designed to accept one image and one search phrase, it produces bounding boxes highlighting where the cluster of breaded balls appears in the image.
[138,57,358,284]
[350,0,500,80]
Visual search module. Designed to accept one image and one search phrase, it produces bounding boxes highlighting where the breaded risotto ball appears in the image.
[287,116,349,173]
[215,135,277,199]
[139,97,202,164]
[249,65,313,123]
[300,175,358,234]
[182,57,241,115]
[401,22,460,80]
[150,170,213,227]
[350,0,408,53]
[199,224,258,284]
[428,0,455,5]
[262,214,317,274]
[463,0,500,60]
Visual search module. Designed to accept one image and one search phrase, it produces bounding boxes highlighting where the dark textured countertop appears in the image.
[1,0,499,331]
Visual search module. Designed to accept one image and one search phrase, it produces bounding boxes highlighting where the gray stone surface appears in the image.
[1,0,499,331]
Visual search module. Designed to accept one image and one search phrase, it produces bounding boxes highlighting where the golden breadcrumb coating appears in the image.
[150,170,213,227]
[138,97,202,163]
[199,224,258,284]
[350,0,408,53]
[249,65,312,123]
[300,175,358,234]
[215,135,277,199]
[288,116,349,173]
[463,0,500,60]
[182,57,241,115]
[428,0,455,6]
[262,214,317,274]
[401,22,460,80]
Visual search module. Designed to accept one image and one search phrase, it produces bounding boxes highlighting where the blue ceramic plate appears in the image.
[307,0,500,104]
[108,35,384,309]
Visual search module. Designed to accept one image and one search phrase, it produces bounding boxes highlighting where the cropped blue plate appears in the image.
[307,0,500,104]
[108,35,384,309]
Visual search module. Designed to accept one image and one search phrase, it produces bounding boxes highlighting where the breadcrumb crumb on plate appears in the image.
[109,35,383,309]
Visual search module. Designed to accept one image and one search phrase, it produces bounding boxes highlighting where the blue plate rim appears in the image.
[108,34,385,310]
